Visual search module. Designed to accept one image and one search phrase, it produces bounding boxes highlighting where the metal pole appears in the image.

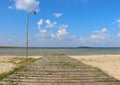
[26,8,37,59]
[26,14,29,59]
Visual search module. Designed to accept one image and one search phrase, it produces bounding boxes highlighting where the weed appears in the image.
[45,70,53,75]
[8,80,19,85]
[58,61,76,68]
[0,58,40,80]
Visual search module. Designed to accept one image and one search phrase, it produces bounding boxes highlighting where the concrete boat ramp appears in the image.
[0,54,120,85]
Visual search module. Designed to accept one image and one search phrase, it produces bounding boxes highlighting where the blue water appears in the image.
[0,47,120,56]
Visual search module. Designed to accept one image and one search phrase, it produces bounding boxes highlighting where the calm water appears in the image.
[0,47,120,56]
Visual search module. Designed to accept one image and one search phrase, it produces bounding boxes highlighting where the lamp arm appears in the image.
[27,8,37,16]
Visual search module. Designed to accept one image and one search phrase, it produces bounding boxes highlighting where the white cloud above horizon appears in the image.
[117,19,120,28]
[37,19,43,29]
[54,13,63,18]
[35,18,117,47]
[91,28,108,38]
[57,25,69,40]
[8,6,13,9]
[90,28,109,42]
[45,19,57,28]
[36,19,69,40]
[9,0,39,12]
[118,33,120,37]
[112,19,120,28]
[78,28,112,47]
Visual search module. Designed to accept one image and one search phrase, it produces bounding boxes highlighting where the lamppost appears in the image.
[26,9,37,59]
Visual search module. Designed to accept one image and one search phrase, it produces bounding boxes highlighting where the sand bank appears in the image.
[69,55,120,81]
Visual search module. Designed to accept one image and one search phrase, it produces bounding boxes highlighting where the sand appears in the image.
[1,55,120,81]
[69,55,120,81]
[0,56,42,74]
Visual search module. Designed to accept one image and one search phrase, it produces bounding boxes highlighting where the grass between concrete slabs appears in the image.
[0,57,41,81]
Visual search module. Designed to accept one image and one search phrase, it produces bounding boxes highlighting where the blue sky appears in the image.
[1,0,120,47]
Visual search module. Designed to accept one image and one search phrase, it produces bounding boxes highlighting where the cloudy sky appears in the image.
[1,0,120,47]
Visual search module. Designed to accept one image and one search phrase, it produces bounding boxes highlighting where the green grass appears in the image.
[58,61,76,68]
[8,80,19,85]
[0,58,41,80]
[45,70,53,75]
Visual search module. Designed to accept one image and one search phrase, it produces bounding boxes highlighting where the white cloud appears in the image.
[50,33,56,38]
[101,28,108,33]
[80,37,84,41]
[8,6,13,9]
[40,29,47,33]
[39,29,48,37]
[45,19,57,28]
[35,8,40,12]
[56,24,69,39]
[54,13,63,18]
[90,35,98,39]
[37,19,43,29]
[77,28,112,47]
[45,19,51,24]
[113,19,120,28]
[10,0,39,12]
[56,24,70,40]
[35,19,119,47]
[118,19,120,23]
[37,19,57,29]
[90,28,108,40]
[117,19,120,28]
[118,33,120,37]
[36,19,70,40]
[34,21,120,47]
[36,29,49,38]
[57,28,68,39]
[95,28,108,33]
[59,24,68,29]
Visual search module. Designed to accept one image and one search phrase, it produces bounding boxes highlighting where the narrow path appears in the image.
[0,54,120,85]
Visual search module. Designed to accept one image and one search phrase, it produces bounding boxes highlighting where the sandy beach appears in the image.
[1,55,120,81]
[0,56,42,74]
[69,55,120,81]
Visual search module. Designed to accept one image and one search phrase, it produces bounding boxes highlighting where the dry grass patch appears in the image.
[0,56,42,80]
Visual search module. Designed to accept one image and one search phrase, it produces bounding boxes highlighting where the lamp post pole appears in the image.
[26,9,37,59]
[26,14,29,59]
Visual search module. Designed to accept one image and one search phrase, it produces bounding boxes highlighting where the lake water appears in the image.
[0,47,120,56]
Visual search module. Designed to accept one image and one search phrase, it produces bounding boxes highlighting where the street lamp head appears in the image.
[34,11,37,15]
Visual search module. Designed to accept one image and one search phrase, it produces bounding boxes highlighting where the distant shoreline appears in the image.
[0,46,18,48]
[1,46,120,49]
